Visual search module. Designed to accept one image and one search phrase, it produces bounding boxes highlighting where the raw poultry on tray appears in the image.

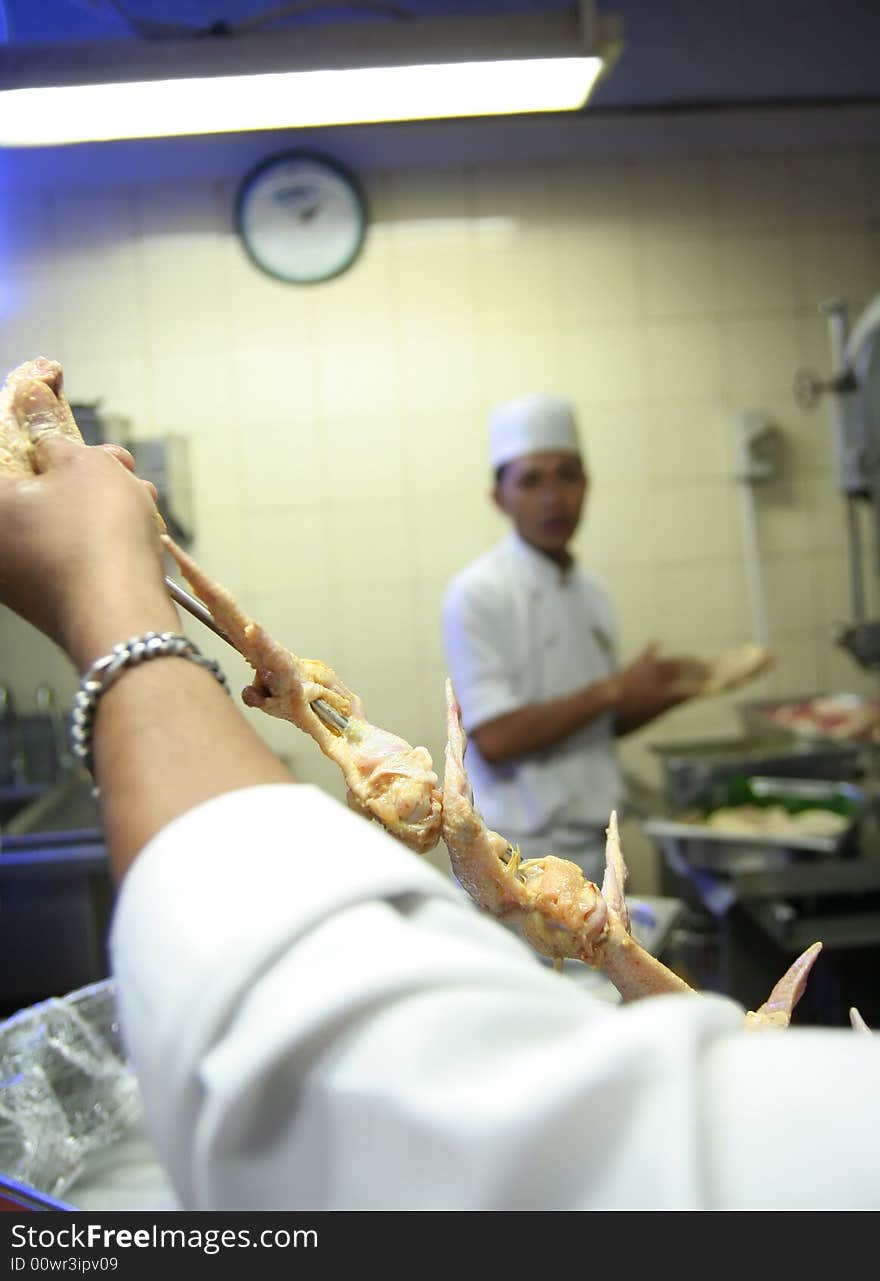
[762,694,880,742]
[692,805,851,839]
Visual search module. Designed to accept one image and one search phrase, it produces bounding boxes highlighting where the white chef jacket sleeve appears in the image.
[442,575,524,732]
[110,783,880,1211]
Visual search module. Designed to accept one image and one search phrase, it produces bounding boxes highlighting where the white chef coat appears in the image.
[442,531,623,874]
[111,783,880,1211]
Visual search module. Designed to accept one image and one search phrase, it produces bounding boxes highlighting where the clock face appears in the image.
[235,152,367,285]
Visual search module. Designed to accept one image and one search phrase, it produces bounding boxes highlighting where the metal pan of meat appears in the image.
[643,777,863,872]
[741,693,880,745]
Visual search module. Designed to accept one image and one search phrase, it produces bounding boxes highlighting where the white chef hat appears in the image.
[489,393,581,470]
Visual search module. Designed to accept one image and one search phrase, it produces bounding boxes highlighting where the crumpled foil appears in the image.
[0,978,141,1198]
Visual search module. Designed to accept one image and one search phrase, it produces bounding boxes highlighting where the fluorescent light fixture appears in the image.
[0,4,621,147]
[1,58,604,146]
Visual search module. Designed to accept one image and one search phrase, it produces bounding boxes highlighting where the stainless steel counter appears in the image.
[644,796,880,1024]
[0,773,110,1017]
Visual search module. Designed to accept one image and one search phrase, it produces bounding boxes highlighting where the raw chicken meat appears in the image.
[442,677,820,1025]
[0,358,442,855]
[164,538,443,854]
[442,675,693,996]
[743,942,822,1030]
[0,356,85,473]
[0,355,837,1028]
[765,695,880,742]
[0,355,166,534]
[667,641,775,697]
[704,806,849,839]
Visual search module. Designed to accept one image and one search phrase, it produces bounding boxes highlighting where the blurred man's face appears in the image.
[493,450,587,562]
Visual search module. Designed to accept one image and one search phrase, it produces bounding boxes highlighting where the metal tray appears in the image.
[745,774,864,814]
[643,776,864,873]
[740,693,880,746]
[649,735,864,811]
[643,818,836,876]
[644,815,842,864]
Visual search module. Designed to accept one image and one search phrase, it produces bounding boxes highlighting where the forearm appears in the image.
[615,705,669,736]
[72,591,291,883]
[614,688,692,737]
[0,417,294,883]
[473,676,621,763]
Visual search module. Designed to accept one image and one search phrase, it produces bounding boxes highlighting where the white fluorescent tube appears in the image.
[0,56,603,146]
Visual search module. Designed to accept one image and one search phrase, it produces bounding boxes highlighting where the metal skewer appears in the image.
[164,575,229,644]
[164,575,349,733]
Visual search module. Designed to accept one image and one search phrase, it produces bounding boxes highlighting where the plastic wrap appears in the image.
[0,978,141,1199]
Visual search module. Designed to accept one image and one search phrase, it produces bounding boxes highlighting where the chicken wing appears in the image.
[164,537,443,854]
[443,678,821,1023]
[442,677,692,997]
[744,942,822,1030]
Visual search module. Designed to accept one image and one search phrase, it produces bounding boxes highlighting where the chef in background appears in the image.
[442,393,694,883]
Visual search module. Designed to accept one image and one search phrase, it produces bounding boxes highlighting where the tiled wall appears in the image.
[2,125,880,881]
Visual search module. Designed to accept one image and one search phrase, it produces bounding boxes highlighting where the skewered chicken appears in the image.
[164,538,443,855]
[442,677,819,1026]
[443,676,693,997]
[0,356,832,1028]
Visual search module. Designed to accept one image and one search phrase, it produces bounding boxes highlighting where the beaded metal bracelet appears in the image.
[70,631,230,778]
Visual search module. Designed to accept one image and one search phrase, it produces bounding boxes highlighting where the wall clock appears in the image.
[235,151,368,285]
